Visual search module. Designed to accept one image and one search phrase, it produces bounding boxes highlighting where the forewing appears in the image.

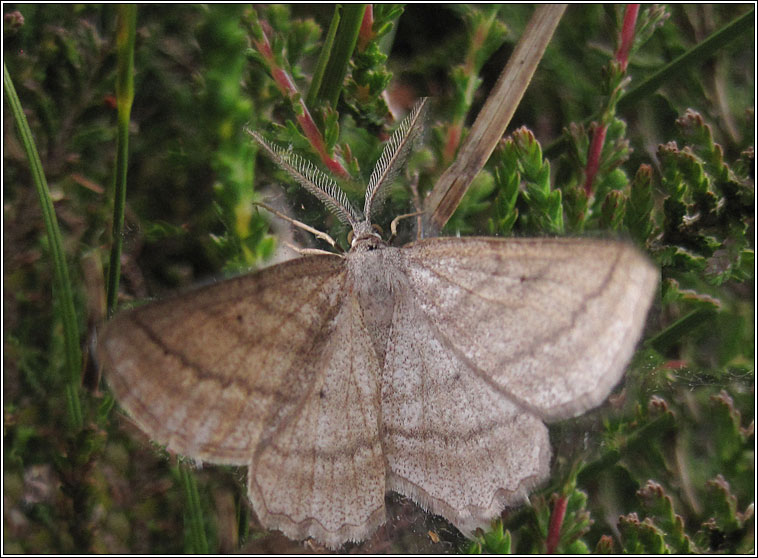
[248,292,386,548]
[381,280,551,536]
[97,255,347,465]
[398,237,658,422]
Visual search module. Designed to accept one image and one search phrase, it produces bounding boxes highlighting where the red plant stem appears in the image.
[467,18,489,72]
[252,25,349,178]
[664,359,689,370]
[615,4,639,72]
[445,16,491,164]
[584,123,607,195]
[357,4,374,52]
[546,495,568,554]
[584,5,639,195]
[442,123,462,166]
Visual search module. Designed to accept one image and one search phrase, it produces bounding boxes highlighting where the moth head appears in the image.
[348,221,383,247]
[248,98,428,250]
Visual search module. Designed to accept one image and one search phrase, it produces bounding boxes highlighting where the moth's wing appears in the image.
[247,290,386,548]
[99,254,388,547]
[381,278,551,536]
[398,237,658,422]
[97,255,348,465]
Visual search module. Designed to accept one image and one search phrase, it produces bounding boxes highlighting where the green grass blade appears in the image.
[545,7,754,159]
[106,4,137,316]
[311,3,366,108]
[619,8,754,111]
[179,465,210,553]
[576,412,676,483]
[645,307,719,354]
[4,63,83,429]
[306,5,342,109]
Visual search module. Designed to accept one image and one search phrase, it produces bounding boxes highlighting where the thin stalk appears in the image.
[179,465,210,553]
[245,9,349,178]
[357,4,374,52]
[545,495,568,553]
[443,5,500,166]
[614,4,640,72]
[583,123,607,195]
[4,64,83,429]
[106,5,137,316]
[646,306,718,354]
[576,411,676,483]
[584,4,637,195]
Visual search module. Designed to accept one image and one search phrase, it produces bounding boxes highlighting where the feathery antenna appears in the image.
[249,98,429,241]
[363,97,429,221]
[248,130,361,228]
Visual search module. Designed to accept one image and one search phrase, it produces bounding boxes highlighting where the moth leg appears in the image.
[389,210,424,241]
[408,173,426,241]
[254,201,339,250]
[282,241,339,257]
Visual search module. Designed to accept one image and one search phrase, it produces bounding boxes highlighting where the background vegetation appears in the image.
[3,4,754,553]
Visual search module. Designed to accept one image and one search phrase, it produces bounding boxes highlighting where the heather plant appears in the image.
[3,4,753,553]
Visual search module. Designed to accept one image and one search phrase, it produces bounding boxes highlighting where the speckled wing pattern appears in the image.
[97,253,348,466]
[396,237,658,422]
[381,268,551,536]
[98,236,657,548]
[245,285,387,547]
[382,237,656,536]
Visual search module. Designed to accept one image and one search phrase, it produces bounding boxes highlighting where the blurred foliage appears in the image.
[3,4,753,554]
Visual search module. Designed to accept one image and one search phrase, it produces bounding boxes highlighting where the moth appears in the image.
[98,98,658,548]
